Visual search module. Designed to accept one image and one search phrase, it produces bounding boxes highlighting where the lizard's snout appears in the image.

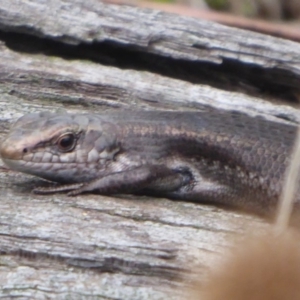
[0,137,24,161]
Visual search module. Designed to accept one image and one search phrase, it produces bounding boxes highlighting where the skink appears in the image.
[0,107,297,213]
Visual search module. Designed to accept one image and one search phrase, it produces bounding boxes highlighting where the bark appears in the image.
[0,0,299,299]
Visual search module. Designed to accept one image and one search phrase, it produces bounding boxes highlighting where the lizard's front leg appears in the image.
[33,165,192,196]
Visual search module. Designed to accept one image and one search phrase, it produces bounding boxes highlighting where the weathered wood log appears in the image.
[0,0,300,299]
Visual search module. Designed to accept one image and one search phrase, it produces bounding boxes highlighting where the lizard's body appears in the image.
[0,107,297,212]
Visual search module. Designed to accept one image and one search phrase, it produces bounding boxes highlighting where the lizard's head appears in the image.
[0,111,120,183]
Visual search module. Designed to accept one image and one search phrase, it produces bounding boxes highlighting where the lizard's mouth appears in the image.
[1,157,53,176]
[1,157,22,168]
[1,156,105,185]
[2,157,74,183]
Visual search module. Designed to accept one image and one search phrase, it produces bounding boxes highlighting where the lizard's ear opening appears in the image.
[57,133,76,152]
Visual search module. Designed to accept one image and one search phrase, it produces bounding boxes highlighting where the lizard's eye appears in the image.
[57,133,76,152]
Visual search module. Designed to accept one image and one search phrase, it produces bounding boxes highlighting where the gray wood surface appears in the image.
[0,0,300,299]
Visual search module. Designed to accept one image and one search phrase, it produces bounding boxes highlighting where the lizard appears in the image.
[0,106,297,213]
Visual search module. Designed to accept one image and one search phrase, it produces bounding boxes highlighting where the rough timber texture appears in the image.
[0,0,300,299]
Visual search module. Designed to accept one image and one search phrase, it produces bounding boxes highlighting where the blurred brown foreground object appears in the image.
[189,230,300,300]
[110,0,300,43]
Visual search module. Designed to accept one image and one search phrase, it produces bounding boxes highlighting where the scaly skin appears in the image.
[0,107,297,213]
